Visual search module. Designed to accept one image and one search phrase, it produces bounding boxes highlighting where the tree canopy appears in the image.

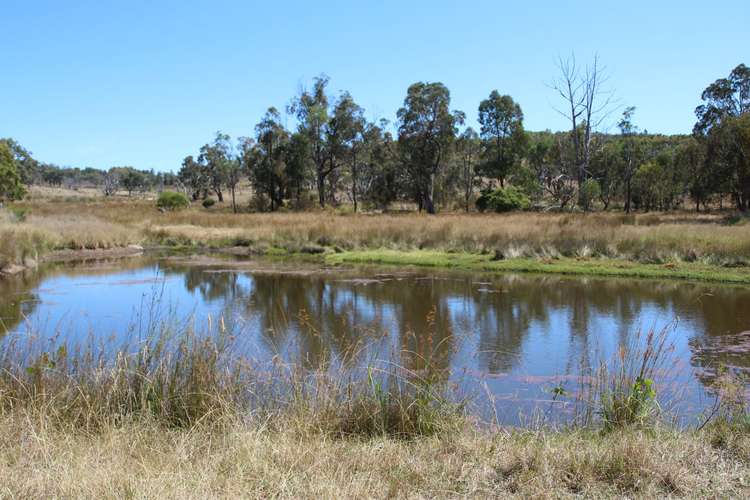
[5,59,750,213]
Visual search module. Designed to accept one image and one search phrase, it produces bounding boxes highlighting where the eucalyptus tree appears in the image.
[282,132,312,208]
[455,127,480,211]
[694,63,750,136]
[226,156,242,213]
[289,75,331,207]
[358,121,398,210]
[397,82,463,214]
[198,132,233,202]
[0,138,38,185]
[477,91,526,188]
[618,106,640,213]
[178,155,207,200]
[243,107,289,211]
[677,137,709,211]
[694,64,750,210]
[119,167,146,196]
[589,140,622,210]
[0,141,26,201]
[324,91,365,207]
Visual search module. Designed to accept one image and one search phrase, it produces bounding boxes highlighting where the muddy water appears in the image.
[2,255,750,425]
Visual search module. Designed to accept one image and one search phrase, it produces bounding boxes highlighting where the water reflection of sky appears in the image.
[4,257,750,425]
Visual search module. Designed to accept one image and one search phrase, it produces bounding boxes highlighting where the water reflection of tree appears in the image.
[0,272,43,336]
[154,262,750,393]
[182,268,242,302]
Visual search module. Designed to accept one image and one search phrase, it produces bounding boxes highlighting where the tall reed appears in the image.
[576,323,679,430]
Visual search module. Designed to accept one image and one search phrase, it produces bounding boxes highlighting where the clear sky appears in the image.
[1,0,748,172]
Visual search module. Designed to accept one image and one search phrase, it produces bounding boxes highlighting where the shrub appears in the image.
[156,191,189,211]
[202,198,216,209]
[476,186,530,213]
[580,179,601,212]
[8,206,30,222]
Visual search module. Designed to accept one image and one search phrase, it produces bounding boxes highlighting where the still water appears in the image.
[2,255,750,425]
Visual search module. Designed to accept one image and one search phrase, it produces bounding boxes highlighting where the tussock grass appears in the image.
[0,313,749,497]
[0,315,462,439]
[0,410,748,497]
[576,325,679,430]
[0,207,141,269]
[6,198,750,278]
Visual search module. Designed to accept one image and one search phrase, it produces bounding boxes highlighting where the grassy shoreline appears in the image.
[3,199,750,286]
[326,249,750,284]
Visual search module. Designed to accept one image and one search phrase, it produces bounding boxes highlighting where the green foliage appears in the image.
[6,63,750,214]
[476,185,530,212]
[242,107,289,211]
[477,91,527,186]
[694,64,750,211]
[0,142,27,201]
[579,179,601,211]
[599,376,658,430]
[8,206,30,222]
[586,327,674,431]
[0,138,38,185]
[202,198,216,209]
[397,81,463,213]
[156,191,189,211]
[117,167,147,196]
[633,151,685,211]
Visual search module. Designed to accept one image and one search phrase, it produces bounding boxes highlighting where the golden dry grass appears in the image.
[1,413,747,498]
[5,196,750,269]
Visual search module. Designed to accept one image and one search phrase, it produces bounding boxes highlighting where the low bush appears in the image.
[156,191,189,211]
[476,186,530,213]
[202,198,216,209]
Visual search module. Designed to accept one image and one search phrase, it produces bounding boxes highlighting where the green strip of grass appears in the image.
[326,249,750,284]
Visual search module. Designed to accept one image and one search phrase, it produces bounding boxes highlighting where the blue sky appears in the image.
[1,0,748,172]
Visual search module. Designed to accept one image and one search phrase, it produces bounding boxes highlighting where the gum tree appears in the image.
[477,91,526,188]
[397,82,463,214]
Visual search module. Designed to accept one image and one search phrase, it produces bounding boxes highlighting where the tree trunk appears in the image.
[317,169,326,208]
[352,171,358,213]
[426,172,436,214]
[625,181,631,214]
[231,185,237,213]
[424,195,435,214]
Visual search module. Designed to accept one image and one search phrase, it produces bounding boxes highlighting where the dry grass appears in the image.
[0,413,747,498]
[4,196,750,271]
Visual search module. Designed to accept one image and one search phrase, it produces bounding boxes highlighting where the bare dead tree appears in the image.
[102,171,119,197]
[581,55,616,178]
[551,55,585,184]
[550,54,616,204]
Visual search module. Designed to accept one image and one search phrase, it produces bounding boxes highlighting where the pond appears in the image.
[2,255,750,425]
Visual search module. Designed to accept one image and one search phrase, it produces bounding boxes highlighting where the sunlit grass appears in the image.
[0,312,748,497]
[4,196,750,280]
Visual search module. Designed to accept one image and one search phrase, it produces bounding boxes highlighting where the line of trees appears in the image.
[2,58,748,213]
[175,59,749,213]
[0,140,179,198]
